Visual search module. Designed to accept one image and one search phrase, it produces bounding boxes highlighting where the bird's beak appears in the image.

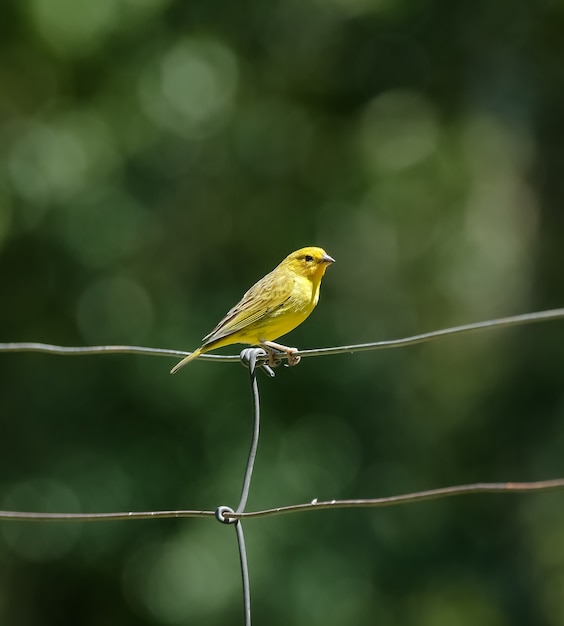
[322,253,335,264]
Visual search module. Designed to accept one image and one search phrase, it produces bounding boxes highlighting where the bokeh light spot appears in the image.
[358,90,439,173]
[9,123,87,205]
[123,528,238,623]
[1,480,81,561]
[138,37,238,138]
[26,0,120,55]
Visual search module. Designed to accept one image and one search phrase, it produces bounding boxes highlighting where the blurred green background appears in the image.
[1,0,564,624]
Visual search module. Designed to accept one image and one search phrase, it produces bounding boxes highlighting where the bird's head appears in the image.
[283,246,335,280]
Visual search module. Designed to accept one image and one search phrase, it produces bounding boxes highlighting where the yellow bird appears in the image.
[170,246,335,373]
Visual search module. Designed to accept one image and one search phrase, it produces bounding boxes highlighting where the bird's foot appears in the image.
[260,341,301,367]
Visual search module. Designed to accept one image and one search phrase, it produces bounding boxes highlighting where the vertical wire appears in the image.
[236,349,262,514]
[217,349,267,626]
[233,348,266,626]
[235,520,252,626]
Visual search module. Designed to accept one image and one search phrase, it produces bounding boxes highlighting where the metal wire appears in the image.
[237,348,266,514]
[296,308,564,359]
[214,348,268,626]
[231,347,273,626]
[2,477,564,523]
[1,308,564,625]
[235,520,252,626]
[2,307,563,364]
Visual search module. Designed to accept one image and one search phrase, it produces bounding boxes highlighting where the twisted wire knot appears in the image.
[239,348,277,377]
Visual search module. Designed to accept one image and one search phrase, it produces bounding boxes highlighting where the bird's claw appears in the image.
[266,351,283,368]
[284,350,301,367]
[260,344,301,368]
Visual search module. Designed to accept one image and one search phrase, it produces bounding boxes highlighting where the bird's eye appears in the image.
[304,254,313,262]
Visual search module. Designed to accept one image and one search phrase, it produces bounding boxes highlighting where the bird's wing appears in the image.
[201,269,293,345]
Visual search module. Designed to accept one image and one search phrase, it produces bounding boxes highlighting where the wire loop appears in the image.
[215,505,236,524]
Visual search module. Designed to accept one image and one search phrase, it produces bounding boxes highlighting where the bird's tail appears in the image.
[170,347,203,374]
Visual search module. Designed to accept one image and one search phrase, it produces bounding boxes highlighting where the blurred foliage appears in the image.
[1,0,564,624]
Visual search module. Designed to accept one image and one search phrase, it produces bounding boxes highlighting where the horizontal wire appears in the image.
[227,478,564,520]
[0,343,233,361]
[0,510,216,522]
[297,307,564,359]
[2,308,563,364]
[2,310,563,523]
[1,478,563,523]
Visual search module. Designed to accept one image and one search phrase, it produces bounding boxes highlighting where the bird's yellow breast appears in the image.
[198,278,311,350]
[240,274,319,343]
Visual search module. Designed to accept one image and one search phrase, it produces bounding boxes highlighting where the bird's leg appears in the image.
[260,341,301,367]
